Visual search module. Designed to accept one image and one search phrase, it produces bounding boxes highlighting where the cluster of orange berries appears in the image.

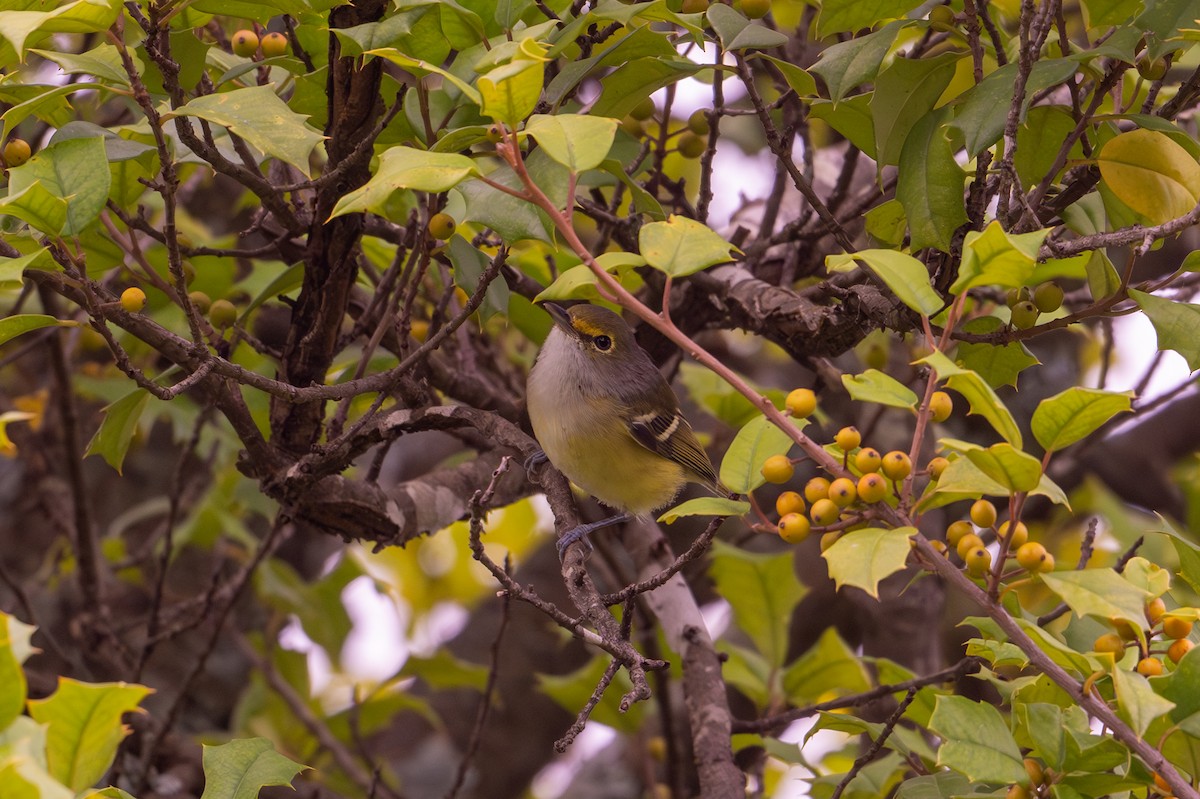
[761,388,947,547]
[1092,597,1195,676]
[933,498,1052,579]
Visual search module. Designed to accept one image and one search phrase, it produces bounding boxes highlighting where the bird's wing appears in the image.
[627,409,722,490]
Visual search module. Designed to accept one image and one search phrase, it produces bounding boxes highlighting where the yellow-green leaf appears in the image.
[964,443,1042,493]
[841,368,918,409]
[84,388,151,475]
[952,222,1049,294]
[168,86,324,177]
[826,249,943,317]
[719,414,801,494]
[1032,387,1134,453]
[1097,129,1200,224]
[640,215,738,277]
[658,496,749,524]
[1130,289,1200,371]
[199,737,307,799]
[329,147,480,220]
[28,678,152,792]
[920,351,1022,447]
[525,114,619,172]
[822,527,915,599]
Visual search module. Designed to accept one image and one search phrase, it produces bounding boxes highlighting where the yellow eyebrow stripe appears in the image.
[572,319,608,337]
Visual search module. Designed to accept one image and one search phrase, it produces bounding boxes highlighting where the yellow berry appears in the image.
[1033,282,1064,313]
[857,473,887,504]
[761,454,794,484]
[854,447,882,474]
[231,29,260,57]
[677,131,706,159]
[3,137,32,167]
[427,212,456,240]
[834,426,862,451]
[1137,657,1164,677]
[775,490,806,517]
[120,286,146,313]
[1006,784,1029,799]
[955,533,984,561]
[209,298,237,329]
[1093,633,1125,654]
[1015,542,1048,571]
[1010,299,1040,329]
[881,451,912,480]
[621,117,645,138]
[819,531,841,552]
[927,456,950,480]
[1137,56,1168,81]
[187,291,212,314]
[929,390,953,422]
[1164,616,1194,640]
[1168,638,1194,664]
[1023,759,1043,787]
[810,498,839,526]
[970,499,997,528]
[741,0,771,18]
[260,31,288,57]
[687,108,711,136]
[1037,552,1055,572]
[778,513,811,544]
[786,388,816,418]
[1006,286,1032,308]
[929,539,948,556]
[804,477,831,504]
[630,97,656,121]
[929,5,956,26]
[946,520,974,548]
[999,520,1028,549]
[1146,598,1167,625]
[486,123,505,143]
[965,546,992,577]
[828,477,857,507]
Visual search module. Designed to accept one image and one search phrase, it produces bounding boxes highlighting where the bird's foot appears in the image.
[556,513,632,562]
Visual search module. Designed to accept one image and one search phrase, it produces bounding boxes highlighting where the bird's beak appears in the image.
[541,302,578,338]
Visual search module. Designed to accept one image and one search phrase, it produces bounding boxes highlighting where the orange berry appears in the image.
[1137,657,1164,677]
[1015,542,1047,572]
[955,533,984,561]
[929,390,953,422]
[1168,638,1194,664]
[854,447,882,474]
[775,490,805,517]
[946,520,974,548]
[834,426,861,451]
[970,499,997,528]
[857,473,887,503]
[778,513,811,544]
[786,388,816,417]
[828,477,857,507]
[1164,616,1194,640]
[881,451,912,480]
[761,455,795,484]
[1093,633,1125,654]
[120,287,146,313]
[804,477,831,503]
[810,498,840,526]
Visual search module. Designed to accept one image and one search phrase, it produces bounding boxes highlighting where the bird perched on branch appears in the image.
[526,302,728,558]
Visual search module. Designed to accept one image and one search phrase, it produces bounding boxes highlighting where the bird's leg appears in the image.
[556,513,632,561]
[523,449,548,474]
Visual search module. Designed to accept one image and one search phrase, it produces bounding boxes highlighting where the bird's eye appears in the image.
[593,334,612,351]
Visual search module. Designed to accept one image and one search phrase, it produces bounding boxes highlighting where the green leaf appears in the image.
[1097,129,1200,224]
[658,496,749,524]
[27,678,151,792]
[1040,569,1152,630]
[816,0,923,38]
[534,254,645,303]
[826,250,943,317]
[1031,387,1134,453]
[1130,289,1200,371]
[168,86,324,177]
[706,3,788,51]
[449,234,508,320]
[822,527,915,599]
[1112,666,1175,737]
[952,222,1049,294]
[709,541,805,667]
[950,59,1077,157]
[1164,531,1200,595]
[30,43,135,88]
[524,114,618,172]
[809,21,904,104]
[0,613,34,730]
[1015,703,1066,770]
[897,107,967,253]
[0,314,66,346]
[1015,106,1079,187]
[761,55,816,96]
[330,148,481,219]
[639,215,737,277]
[478,55,544,127]
[719,414,800,494]
[3,136,109,235]
[872,52,960,168]
[919,351,1022,447]
[366,48,482,104]
[956,317,1041,389]
[895,772,971,799]
[807,95,877,158]
[599,159,665,220]
[84,389,151,475]
[841,369,918,409]
[0,0,122,59]
[782,628,871,703]
[1014,619,1101,677]
[964,444,1042,494]
[929,694,1027,785]
[589,57,702,119]
[199,737,307,799]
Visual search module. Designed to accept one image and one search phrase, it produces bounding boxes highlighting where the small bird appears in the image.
[526,302,726,558]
